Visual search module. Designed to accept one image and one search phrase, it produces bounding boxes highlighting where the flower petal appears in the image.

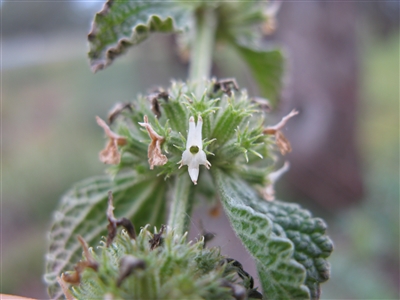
[275,131,292,155]
[96,116,127,164]
[188,166,200,185]
[264,109,298,155]
[186,116,196,148]
[99,140,121,164]
[139,115,168,169]
[181,116,211,184]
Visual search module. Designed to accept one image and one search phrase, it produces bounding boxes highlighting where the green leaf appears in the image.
[213,1,284,106]
[235,45,284,108]
[214,169,333,299]
[44,171,166,299]
[88,0,192,72]
[213,169,310,299]
[215,1,266,45]
[256,201,333,299]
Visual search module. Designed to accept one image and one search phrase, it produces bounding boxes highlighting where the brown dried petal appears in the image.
[99,140,121,164]
[77,236,98,271]
[213,78,239,96]
[251,97,271,112]
[149,225,166,250]
[107,191,136,247]
[264,109,298,134]
[275,131,292,155]
[107,102,133,124]
[61,236,99,285]
[139,115,168,169]
[61,269,80,285]
[264,109,298,155]
[96,116,127,164]
[56,276,76,300]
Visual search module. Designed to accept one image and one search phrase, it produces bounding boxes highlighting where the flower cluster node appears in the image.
[139,115,168,169]
[96,116,127,165]
[179,115,211,185]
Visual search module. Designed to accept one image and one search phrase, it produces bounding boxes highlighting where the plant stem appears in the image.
[167,175,193,236]
[189,7,217,98]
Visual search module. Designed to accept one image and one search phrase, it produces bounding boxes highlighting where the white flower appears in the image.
[179,116,211,185]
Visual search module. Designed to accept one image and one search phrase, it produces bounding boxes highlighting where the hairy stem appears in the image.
[167,175,193,236]
[189,7,217,97]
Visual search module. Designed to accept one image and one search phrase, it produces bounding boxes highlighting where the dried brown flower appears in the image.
[139,115,168,169]
[263,109,298,155]
[149,225,166,250]
[107,102,133,124]
[61,236,98,285]
[106,191,136,247]
[57,276,76,300]
[148,90,169,119]
[213,78,239,96]
[96,116,127,164]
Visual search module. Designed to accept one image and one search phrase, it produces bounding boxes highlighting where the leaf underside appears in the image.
[213,169,333,300]
[44,172,166,299]
[88,0,192,72]
[235,45,284,108]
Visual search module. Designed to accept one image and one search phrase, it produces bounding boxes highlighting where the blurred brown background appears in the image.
[2,1,399,299]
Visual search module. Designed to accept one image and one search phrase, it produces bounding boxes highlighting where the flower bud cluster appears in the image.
[97,80,296,199]
[61,225,260,299]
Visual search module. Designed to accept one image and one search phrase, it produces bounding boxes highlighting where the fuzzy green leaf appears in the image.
[214,1,284,107]
[214,169,332,299]
[88,0,192,72]
[44,172,167,299]
[213,169,309,299]
[235,45,284,108]
[254,200,333,299]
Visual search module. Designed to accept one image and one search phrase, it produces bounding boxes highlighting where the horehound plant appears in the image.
[44,1,333,300]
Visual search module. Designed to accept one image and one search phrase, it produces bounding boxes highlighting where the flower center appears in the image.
[190,146,199,154]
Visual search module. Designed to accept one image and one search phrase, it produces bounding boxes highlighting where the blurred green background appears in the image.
[2,1,399,299]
